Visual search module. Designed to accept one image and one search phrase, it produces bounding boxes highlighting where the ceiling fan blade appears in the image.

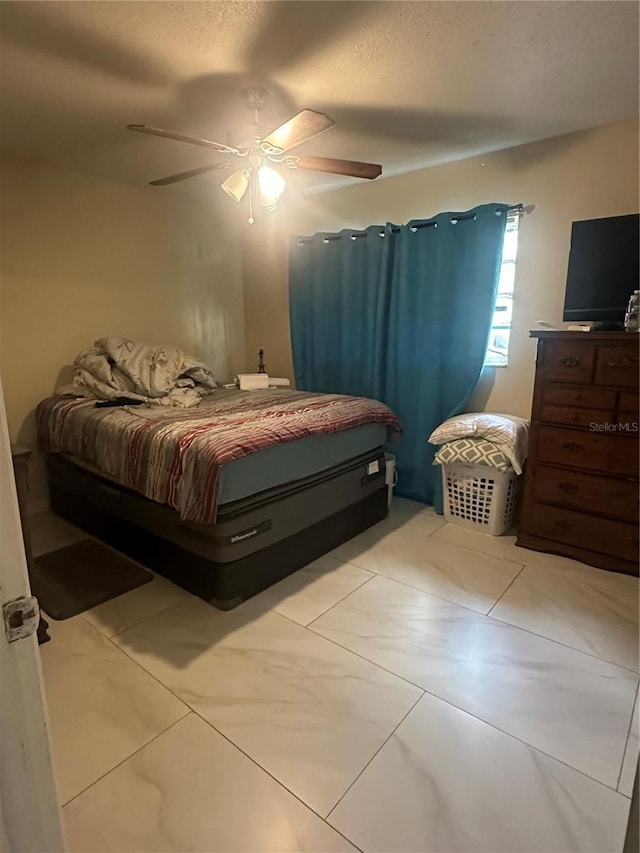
[296,155,382,180]
[261,110,334,153]
[149,162,234,186]
[127,124,241,156]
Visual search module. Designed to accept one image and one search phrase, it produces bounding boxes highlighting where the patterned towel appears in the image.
[434,438,513,472]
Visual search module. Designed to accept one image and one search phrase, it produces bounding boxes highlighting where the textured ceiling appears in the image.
[0,0,637,196]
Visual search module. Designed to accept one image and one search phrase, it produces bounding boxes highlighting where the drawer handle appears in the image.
[572,394,582,401]
[561,441,584,453]
[560,356,580,367]
[552,519,573,531]
[569,414,580,422]
[557,481,578,494]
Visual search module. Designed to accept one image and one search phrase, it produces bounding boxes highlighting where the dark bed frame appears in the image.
[47,449,388,609]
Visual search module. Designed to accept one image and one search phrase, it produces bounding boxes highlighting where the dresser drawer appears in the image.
[530,503,638,562]
[595,345,639,388]
[618,390,639,427]
[540,405,612,428]
[619,391,639,414]
[540,342,594,384]
[618,415,639,432]
[542,385,616,410]
[533,465,638,522]
[536,426,639,476]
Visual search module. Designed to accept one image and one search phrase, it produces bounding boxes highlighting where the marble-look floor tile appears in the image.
[390,496,442,520]
[329,691,630,853]
[30,510,86,557]
[311,575,638,788]
[253,554,373,626]
[431,522,592,573]
[619,689,639,797]
[64,713,357,853]
[113,597,422,816]
[332,512,523,614]
[40,617,188,804]
[490,564,639,671]
[330,506,445,572]
[82,571,191,638]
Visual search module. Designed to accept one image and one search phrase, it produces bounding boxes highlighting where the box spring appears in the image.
[47,450,387,610]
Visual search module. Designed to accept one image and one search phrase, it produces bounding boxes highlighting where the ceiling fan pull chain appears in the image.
[128,89,381,202]
[248,173,255,225]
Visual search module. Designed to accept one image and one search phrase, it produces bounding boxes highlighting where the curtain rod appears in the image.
[297,204,528,245]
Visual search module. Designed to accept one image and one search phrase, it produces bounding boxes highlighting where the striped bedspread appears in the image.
[37,388,401,523]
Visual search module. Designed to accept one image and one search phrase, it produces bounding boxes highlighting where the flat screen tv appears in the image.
[563,213,639,326]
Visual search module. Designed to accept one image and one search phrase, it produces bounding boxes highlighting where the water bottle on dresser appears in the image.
[624,290,640,332]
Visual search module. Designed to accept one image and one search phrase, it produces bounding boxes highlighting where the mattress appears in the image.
[217,423,387,504]
[37,387,400,524]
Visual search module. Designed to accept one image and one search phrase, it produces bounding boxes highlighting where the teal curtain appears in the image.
[289,203,508,505]
[289,225,394,399]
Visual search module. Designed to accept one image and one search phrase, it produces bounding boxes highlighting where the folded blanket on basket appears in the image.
[434,438,512,472]
[428,413,529,474]
[56,336,218,408]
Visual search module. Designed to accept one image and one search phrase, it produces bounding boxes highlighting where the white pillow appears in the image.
[428,413,530,474]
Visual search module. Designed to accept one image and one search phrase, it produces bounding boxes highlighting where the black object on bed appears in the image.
[32,538,153,620]
[47,447,388,610]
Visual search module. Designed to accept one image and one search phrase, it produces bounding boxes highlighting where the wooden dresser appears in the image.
[517,331,639,575]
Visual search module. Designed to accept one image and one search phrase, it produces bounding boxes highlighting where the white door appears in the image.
[0,374,64,852]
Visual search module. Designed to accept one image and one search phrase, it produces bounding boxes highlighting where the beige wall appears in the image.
[0,158,246,508]
[2,119,637,507]
[244,117,639,415]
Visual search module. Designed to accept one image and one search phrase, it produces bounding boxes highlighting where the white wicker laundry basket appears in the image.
[442,463,520,536]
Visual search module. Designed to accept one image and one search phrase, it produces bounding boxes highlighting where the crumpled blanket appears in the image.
[56,336,218,408]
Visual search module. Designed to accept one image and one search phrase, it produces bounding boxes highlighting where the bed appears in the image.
[37,388,400,609]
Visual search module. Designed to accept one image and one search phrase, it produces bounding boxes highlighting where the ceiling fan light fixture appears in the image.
[221,170,249,202]
[129,91,382,222]
[257,165,286,208]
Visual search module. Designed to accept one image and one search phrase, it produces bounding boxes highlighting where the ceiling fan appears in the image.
[127,87,382,223]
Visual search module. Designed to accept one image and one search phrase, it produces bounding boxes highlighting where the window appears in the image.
[485,210,520,367]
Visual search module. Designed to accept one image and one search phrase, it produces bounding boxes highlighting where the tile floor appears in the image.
[33,500,638,853]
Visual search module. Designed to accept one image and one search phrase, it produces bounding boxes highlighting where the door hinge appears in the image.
[3,595,40,643]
